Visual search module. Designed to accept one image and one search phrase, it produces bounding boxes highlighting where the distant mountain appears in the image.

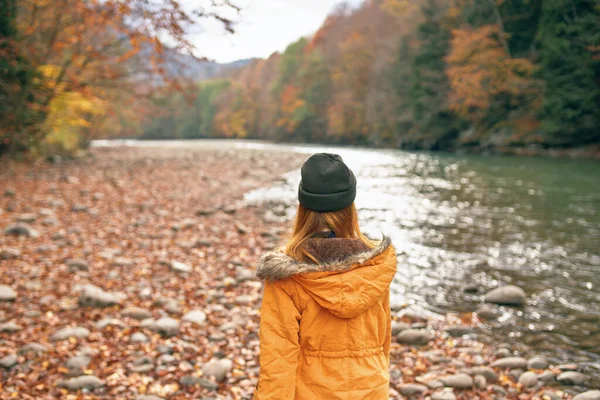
[163,50,255,81]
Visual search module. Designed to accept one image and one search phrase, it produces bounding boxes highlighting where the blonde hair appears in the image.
[285,203,374,263]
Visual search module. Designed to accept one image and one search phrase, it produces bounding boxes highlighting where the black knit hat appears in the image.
[298,153,356,212]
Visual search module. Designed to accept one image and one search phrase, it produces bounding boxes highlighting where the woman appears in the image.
[254,153,397,399]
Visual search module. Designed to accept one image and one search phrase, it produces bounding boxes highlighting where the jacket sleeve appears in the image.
[383,288,391,365]
[254,280,301,400]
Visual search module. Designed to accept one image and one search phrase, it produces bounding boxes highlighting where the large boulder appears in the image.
[484,285,526,306]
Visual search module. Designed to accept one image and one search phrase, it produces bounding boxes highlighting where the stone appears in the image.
[469,367,499,382]
[443,325,473,337]
[235,269,254,282]
[440,373,473,389]
[558,363,579,371]
[169,260,192,273]
[0,285,17,301]
[484,285,526,306]
[130,364,154,373]
[131,332,148,343]
[183,310,207,325]
[475,304,501,320]
[399,383,428,396]
[157,354,177,365]
[518,371,538,388]
[557,371,588,385]
[51,326,90,341]
[1,247,21,259]
[16,213,37,223]
[236,295,253,305]
[396,329,432,345]
[0,353,18,369]
[528,356,549,370]
[65,355,91,370]
[431,389,456,400]
[111,257,134,267]
[491,357,527,369]
[538,370,556,382]
[145,317,179,338]
[573,391,600,400]
[4,223,39,238]
[78,284,122,308]
[71,204,88,212]
[4,188,15,197]
[122,307,152,320]
[391,321,411,335]
[491,385,507,396]
[19,342,49,354]
[540,391,562,400]
[0,321,22,332]
[66,258,89,272]
[58,375,104,391]
[202,358,233,382]
[495,347,511,358]
[137,396,165,400]
[95,318,127,330]
[474,375,487,389]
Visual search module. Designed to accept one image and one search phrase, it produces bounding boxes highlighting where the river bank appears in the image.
[0,145,597,399]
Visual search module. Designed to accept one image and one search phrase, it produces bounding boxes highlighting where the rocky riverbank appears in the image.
[0,146,598,399]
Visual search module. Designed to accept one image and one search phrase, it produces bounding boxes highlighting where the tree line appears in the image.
[142,0,600,152]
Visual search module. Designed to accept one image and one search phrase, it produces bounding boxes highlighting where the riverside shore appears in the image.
[0,146,597,399]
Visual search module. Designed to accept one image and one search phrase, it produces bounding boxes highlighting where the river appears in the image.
[95,139,600,383]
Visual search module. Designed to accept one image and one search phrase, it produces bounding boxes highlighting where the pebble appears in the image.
[475,304,501,319]
[495,347,511,358]
[137,396,165,400]
[508,368,523,382]
[65,355,91,370]
[182,310,207,325]
[443,325,473,337]
[491,385,507,396]
[558,363,579,371]
[131,332,149,343]
[157,354,177,365]
[19,342,49,354]
[0,321,22,332]
[51,326,90,341]
[440,373,473,389]
[573,391,600,400]
[484,285,526,306]
[396,329,432,345]
[169,260,192,273]
[431,389,456,400]
[518,371,538,388]
[469,367,499,382]
[58,375,104,391]
[538,370,556,382]
[66,258,89,272]
[0,285,17,301]
[540,391,562,400]
[391,321,411,335]
[202,358,233,382]
[122,307,153,320]
[78,284,122,308]
[95,318,128,330]
[1,247,21,259]
[491,356,527,369]
[143,317,180,338]
[557,371,588,385]
[527,356,549,370]
[16,213,38,223]
[4,223,39,238]
[0,353,18,369]
[474,375,487,389]
[399,383,428,396]
[236,295,253,305]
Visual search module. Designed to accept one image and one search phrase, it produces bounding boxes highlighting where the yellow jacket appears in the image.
[254,236,396,400]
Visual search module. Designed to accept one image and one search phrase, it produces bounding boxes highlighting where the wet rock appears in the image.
[4,223,39,238]
[1,247,21,259]
[399,383,428,396]
[169,260,192,273]
[573,391,600,400]
[518,371,538,388]
[396,329,432,345]
[58,375,104,391]
[202,358,233,382]
[443,325,473,337]
[0,353,18,369]
[182,310,207,325]
[491,356,528,370]
[0,285,17,302]
[0,321,22,332]
[51,326,90,341]
[66,258,89,272]
[19,342,49,354]
[528,356,549,370]
[484,285,526,306]
[474,375,487,389]
[440,373,473,389]
[557,371,588,385]
[130,332,148,343]
[431,389,456,400]
[78,284,122,308]
[475,304,501,320]
[391,321,411,336]
[122,307,152,320]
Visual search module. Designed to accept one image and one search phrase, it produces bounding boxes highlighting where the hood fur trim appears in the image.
[256,235,392,282]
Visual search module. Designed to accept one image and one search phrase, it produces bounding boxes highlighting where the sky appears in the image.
[184,0,363,63]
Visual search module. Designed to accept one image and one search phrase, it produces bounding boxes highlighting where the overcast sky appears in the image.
[185,0,363,63]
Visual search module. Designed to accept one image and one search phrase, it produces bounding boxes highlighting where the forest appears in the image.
[141,0,600,152]
[1,0,599,155]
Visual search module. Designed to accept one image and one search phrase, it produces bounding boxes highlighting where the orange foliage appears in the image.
[445,25,537,122]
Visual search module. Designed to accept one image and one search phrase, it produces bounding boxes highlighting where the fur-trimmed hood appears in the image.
[256,235,396,318]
